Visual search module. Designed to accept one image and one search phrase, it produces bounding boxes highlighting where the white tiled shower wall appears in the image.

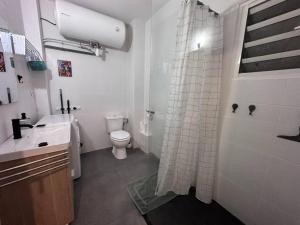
[215,6,300,225]
[146,0,242,158]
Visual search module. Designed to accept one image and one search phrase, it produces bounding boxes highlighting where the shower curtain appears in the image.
[156,0,223,204]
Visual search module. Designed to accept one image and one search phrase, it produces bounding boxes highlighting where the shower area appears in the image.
[147,0,223,199]
[133,0,224,205]
[142,0,300,224]
[128,0,234,221]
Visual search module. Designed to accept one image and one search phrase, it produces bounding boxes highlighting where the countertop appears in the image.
[0,114,74,163]
[36,114,75,125]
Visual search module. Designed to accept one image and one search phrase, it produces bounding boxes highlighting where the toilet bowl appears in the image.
[110,130,130,159]
[105,115,130,159]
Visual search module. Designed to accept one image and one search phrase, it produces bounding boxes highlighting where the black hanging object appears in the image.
[12,119,22,139]
[67,99,71,114]
[59,89,64,114]
[278,127,300,143]
[249,105,256,116]
[10,57,15,68]
[232,104,238,113]
[7,87,11,103]
[17,75,23,83]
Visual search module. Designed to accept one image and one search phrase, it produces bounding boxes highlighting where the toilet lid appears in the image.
[111,130,130,140]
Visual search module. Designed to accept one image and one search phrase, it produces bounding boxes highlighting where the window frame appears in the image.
[233,0,300,79]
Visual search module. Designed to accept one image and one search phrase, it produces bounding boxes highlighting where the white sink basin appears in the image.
[0,122,71,162]
[16,123,70,151]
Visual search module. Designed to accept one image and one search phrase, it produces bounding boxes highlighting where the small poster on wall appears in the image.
[57,60,72,77]
[0,52,6,72]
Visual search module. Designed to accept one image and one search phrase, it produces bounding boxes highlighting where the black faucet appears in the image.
[12,119,33,139]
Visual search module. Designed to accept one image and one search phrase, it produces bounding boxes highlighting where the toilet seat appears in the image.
[110,130,130,141]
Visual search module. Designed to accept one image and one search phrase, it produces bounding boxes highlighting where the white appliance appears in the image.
[105,115,130,159]
[37,114,81,179]
[71,118,81,179]
[56,0,126,49]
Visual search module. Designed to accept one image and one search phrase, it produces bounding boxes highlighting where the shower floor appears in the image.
[144,195,245,225]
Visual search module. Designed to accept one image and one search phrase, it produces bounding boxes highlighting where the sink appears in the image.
[0,122,71,162]
[15,123,70,151]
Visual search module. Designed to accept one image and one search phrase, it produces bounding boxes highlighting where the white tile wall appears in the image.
[216,6,300,225]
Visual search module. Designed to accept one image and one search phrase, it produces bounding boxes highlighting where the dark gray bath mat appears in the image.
[127,173,177,215]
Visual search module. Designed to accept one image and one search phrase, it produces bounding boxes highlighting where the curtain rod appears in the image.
[197,1,219,16]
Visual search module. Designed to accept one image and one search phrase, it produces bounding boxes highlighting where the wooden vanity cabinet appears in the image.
[0,150,74,225]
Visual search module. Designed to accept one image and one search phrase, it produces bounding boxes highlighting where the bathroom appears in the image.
[0,0,299,224]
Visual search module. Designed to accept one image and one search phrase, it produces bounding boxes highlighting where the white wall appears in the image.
[215,5,300,225]
[0,0,38,144]
[20,0,51,119]
[127,18,147,151]
[20,0,43,55]
[40,0,136,152]
[46,49,128,152]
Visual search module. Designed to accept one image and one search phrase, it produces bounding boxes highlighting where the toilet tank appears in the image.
[105,115,124,133]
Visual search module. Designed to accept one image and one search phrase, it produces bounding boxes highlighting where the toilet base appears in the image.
[112,146,127,159]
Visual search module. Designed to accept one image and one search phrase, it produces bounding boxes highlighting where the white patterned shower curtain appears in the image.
[156,0,223,204]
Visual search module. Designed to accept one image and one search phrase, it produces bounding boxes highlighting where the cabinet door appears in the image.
[0,179,30,225]
[0,150,73,225]
[51,166,74,225]
[25,173,58,225]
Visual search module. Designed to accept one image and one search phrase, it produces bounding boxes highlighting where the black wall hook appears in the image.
[232,104,238,113]
[249,105,256,116]
[278,127,300,143]
[17,75,23,83]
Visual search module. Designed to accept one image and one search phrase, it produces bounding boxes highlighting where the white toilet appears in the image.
[105,115,131,159]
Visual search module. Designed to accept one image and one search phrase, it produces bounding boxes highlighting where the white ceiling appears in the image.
[65,0,170,23]
[60,0,242,23]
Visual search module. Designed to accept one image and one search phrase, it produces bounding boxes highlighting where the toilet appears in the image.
[105,115,131,159]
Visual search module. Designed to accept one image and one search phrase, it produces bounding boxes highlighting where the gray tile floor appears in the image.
[72,148,159,225]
